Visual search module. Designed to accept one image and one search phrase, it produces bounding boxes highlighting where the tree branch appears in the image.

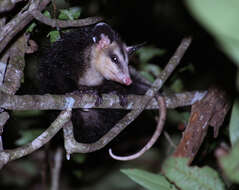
[0,0,51,54]
[0,109,72,169]
[0,0,26,13]
[31,10,102,28]
[0,0,101,55]
[173,87,231,164]
[50,147,63,190]
[0,34,28,94]
[0,91,206,110]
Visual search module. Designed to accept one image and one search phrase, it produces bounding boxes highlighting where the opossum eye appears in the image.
[110,54,119,65]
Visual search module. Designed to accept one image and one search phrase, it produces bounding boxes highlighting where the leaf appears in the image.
[169,79,184,93]
[47,30,61,43]
[69,7,82,19]
[140,63,162,82]
[186,0,239,65]
[59,9,74,20]
[15,129,44,146]
[140,71,155,83]
[43,10,51,18]
[137,47,165,63]
[73,170,83,179]
[162,157,225,190]
[229,100,239,145]
[121,169,177,190]
[72,154,86,164]
[12,110,43,117]
[219,141,239,183]
[58,7,81,20]
[26,22,37,33]
[167,110,190,125]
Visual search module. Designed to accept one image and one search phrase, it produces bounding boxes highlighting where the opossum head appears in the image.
[89,22,142,86]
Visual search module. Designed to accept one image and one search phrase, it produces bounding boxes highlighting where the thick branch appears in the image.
[0,0,25,13]
[0,34,28,94]
[173,88,231,164]
[0,91,206,110]
[0,0,50,54]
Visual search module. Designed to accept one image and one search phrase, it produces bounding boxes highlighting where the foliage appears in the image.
[219,141,239,183]
[58,7,82,20]
[122,168,177,190]
[186,0,239,66]
[229,100,239,145]
[15,129,44,146]
[123,158,225,190]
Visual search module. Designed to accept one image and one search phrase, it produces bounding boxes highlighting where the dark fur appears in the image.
[39,23,149,143]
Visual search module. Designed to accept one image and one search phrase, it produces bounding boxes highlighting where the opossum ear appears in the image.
[126,42,146,55]
[93,33,111,49]
[92,22,114,48]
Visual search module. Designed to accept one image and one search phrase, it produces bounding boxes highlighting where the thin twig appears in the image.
[0,112,10,151]
[164,131,176,149]
[31,10,102,28]
[51,147,63,190]
[109,96,166,161]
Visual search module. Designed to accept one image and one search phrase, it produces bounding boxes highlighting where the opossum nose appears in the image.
[124,77,132,86]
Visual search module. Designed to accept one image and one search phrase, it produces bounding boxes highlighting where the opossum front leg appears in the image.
[69,86,103,106]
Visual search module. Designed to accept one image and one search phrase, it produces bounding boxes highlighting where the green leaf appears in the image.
[137,47,165,63]
[186,0,239,65]
[26,22,37,33]
[15,129,44,146]
[73,170,83,179]
[167,110,190,125]
[139,63,162,82]
[162,157,225,190]
[70,7,82,19]
[59,9,74,20]
[219,141,239,183]
[72,154,86,164]
[121,169,177,190]
[43,10,51,18]
[169,79,184,93]
[12,110,43,117]
[229,100,239,145]
[140,71,155,83]
[58,7,81,20]
[47,30,61,43]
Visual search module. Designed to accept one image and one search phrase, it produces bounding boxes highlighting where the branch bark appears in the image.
[0,91,206,110]
[31,10,102,28]
[173,87,231,164]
